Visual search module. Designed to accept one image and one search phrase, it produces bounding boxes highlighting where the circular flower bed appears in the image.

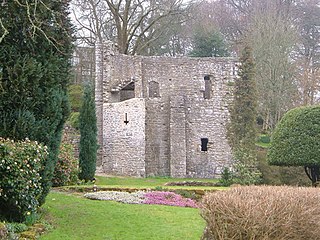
[84,191,198,208]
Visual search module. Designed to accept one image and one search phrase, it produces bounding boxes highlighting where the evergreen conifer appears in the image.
[0,1,73,204]
[79,84,98,181]
[227,46,261,185]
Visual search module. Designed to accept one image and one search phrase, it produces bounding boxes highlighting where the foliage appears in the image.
[228,46,257,150]
[79,85,98,181]
[201,186,320,240]
[66,112,80,130]
[5,222,28,234]
[0,1,74,205]
[68,84,83,112]
[189,29,229,57]
[257,148,310,186]
[227,46,261,184]
[52,144,79,187]
[258,134,270,144]
[268,105,320,167]
[228,147,262,187]
[218,167,233,187]
[173,189,197,200]
[267,105,320,185]
[0,138,47,222]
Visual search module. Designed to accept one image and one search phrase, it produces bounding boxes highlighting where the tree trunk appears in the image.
[304,166,320,187]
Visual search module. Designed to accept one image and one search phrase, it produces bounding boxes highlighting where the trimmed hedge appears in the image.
[201,186,320,240]
[0,138,47,222]
[267,105,320,166]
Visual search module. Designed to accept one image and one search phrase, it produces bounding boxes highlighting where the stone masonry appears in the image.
[95,41,238,178]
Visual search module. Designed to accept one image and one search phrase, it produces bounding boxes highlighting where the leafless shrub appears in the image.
[201,186,320,240]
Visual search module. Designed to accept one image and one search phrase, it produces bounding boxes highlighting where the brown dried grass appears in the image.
[201,186,320,240]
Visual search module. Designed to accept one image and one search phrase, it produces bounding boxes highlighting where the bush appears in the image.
[52,144,79,187]
[257,148,310,186]
[268,105,320,167]
[218,167,233,186]
[0,1,73,206]
[67,112,80,130]
[258,134,270,143]
[201,186,320,240]
[0,138,47,222]
[268,105,320,185]
[230,148,262,185]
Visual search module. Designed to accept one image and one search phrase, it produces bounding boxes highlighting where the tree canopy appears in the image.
[268,105,320,185]
[189,29,229,57]
[0,0,74,204]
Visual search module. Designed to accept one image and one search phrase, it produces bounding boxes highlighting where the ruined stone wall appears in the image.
[141,57,236,178]
[103,98,146,177]
[145,99,170,177]
[95,44,237,178]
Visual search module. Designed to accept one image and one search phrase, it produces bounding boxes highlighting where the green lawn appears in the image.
[40,192,205,240]
[93,176,225,190]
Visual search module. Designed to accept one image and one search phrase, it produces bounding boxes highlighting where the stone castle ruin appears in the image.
[95,42,238,178]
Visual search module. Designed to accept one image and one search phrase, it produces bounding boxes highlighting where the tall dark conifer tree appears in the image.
[0,1,74,204]
[79,84,98,181]
[227,46,261,185]
[229,46,257,152]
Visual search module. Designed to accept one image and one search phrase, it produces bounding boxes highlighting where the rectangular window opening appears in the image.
[201,138,208,151]
[204,76,212,99]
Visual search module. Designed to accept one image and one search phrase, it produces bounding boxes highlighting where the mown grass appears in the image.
[91,176,226,190]
[39,191,205,240]
[95,175,218,186]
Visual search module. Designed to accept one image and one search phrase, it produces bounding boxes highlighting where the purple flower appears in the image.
[143,191,198,208]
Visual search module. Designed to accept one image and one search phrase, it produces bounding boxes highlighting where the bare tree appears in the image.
[200,0,300,130]
[294,0,320,106]
[71,0,192,55]
[246,1,299,130]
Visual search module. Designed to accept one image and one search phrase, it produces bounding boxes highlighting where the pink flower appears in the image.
[143,191,198,208]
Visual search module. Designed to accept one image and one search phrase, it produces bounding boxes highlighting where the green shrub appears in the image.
[231,148,262,185]
[0,1,73,206]
[257,148,310,186]
[268,105,320,167]
[258,134,270,143]
[52,144,79,187]
[268,105,320,185]
[68,84,83,112]
[5,222,28,233]
[0,138,47,222]
[201,186,320,240]
[218,167,233,186]
[67,112,80,130]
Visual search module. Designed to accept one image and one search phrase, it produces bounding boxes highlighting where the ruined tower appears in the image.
[95,41,238,178]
